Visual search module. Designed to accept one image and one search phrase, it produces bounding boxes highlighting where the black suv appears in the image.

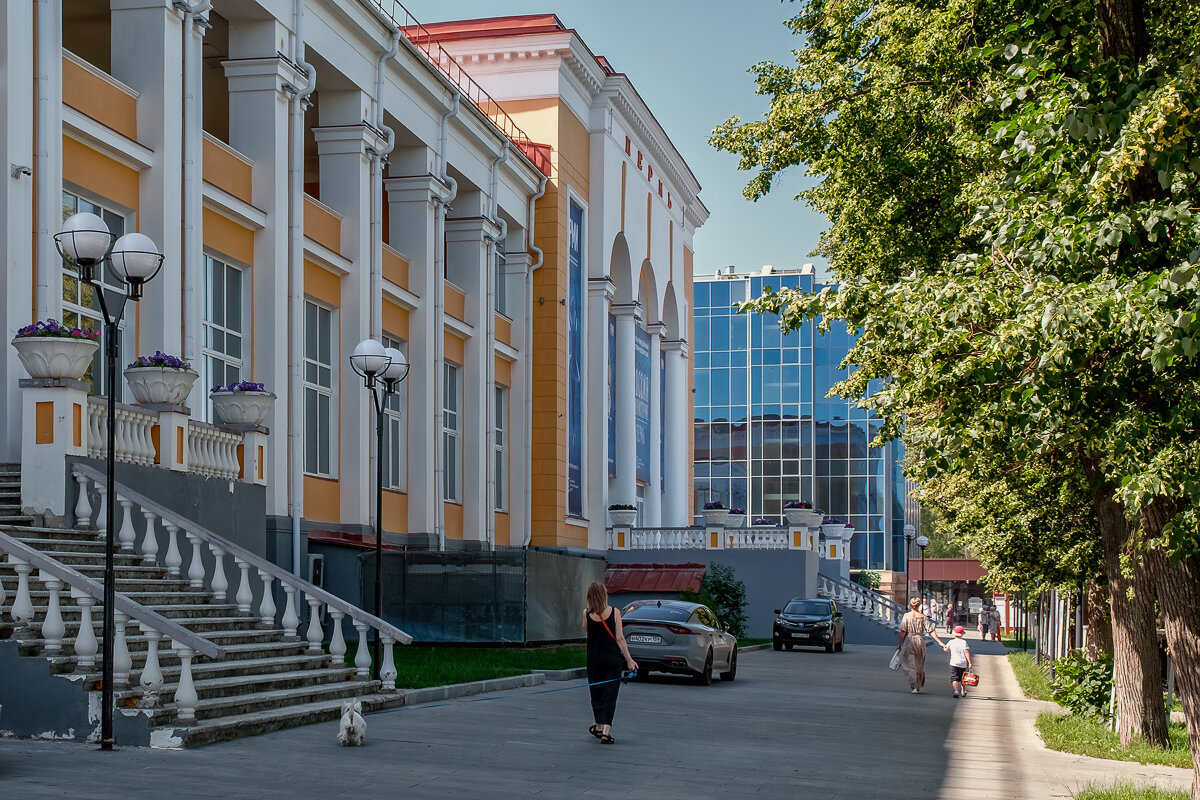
[773,598,845,653]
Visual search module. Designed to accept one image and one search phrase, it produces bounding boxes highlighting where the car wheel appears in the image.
[825,639,835,653]
[773,639,782,651]
[835,634,844,653]
[694,649,713,686]
[720,648,737,681]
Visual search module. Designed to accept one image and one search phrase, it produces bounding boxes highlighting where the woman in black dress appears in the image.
[583,581,637,744]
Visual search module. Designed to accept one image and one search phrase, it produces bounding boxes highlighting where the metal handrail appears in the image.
[71,463,414,645]
[364,0,552,176]
[0,530,223,659]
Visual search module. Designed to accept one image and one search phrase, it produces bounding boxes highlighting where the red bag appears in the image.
[961,671,979,686]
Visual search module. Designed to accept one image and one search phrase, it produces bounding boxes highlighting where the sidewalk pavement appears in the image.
[0,635,1191,799]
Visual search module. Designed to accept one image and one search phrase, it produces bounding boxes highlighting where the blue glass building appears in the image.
[693,267,909,571]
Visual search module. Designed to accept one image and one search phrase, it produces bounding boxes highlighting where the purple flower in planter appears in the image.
[127,350,192,370]
[212,381,267,393]
[703,500,726,510]
[15,318,100,340]
[729,508,747,515]
[783,500,813,510]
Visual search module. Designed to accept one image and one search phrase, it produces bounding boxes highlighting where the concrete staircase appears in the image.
[0,464,404,747]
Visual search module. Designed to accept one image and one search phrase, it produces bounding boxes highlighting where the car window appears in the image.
[701,608,720,628]
[623,603,692,622]
[783,600,832,615]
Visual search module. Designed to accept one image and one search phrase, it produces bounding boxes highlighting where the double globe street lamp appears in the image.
[55,212,165,751]
[349,339,409,681]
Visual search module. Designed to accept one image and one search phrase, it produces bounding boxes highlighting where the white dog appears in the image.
[337,700,366,746]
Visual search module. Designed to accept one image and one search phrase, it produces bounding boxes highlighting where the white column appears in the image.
[386,168,441,544]
[586,278,615,550]
[663,340,690,525]
[612,304,640,507]
[505,250,533,546]
[645,322,665,527]
[313,114,380,534]
[223,39,305,520]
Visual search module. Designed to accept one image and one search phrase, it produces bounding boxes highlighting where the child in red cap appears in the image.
[943,626,973,697]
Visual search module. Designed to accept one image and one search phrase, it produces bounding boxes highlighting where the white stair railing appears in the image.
[186,421,242,479]
[817,573,906,630]
[71,463,414,686]
[86,398,157,466]
[0,531,223,723]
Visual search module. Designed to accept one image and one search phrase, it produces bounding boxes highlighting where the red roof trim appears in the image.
[605,563,705,595]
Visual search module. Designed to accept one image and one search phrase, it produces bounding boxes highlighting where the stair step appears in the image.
[166,652,334,682]
[1,525,108,541]
[155,677,380,725]
[172,689,398,748]
[26,638,317,673]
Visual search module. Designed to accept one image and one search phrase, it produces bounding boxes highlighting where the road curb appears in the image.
[738,644,772,653]
[397,672,547,707]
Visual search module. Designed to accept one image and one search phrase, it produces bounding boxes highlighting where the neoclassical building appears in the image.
[0,4,704,573]
[422,15,708,550]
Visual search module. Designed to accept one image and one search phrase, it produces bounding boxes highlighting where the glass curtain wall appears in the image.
[693,272,906,571]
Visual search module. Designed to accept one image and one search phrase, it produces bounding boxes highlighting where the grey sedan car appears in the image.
[620,600,738,685]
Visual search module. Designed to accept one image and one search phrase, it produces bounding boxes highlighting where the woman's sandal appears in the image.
[600,733,615,744]
[588,725,603,739]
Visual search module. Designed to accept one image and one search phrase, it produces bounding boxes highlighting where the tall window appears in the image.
[494,241,508,316]
[494,385,508,511]
[304,301,335,476]
[61,190,128,397]
[382,335,407,492]
[442,362,461,502]
[203,255,244,422]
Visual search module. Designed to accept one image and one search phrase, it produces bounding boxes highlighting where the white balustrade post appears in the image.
[280,583,300,638]
[140,510,160,565]
[173,644,198,722]
[257,571,276,627]
[140,626,164,694]
[209,546,228,601]
[329,610,347,662]
[10,559,34,626]
[117,498,137,552]
[94,478,107,535]
[185,533,206,590]
[39,575,66,651]
[234,559,254,614]
[352,620,371,678]
[70,588,98,670]
[380,635,398,690]
[163,522,182,577]
[74,473,93,529]
[113,611,132,688]
[305,596,323,652]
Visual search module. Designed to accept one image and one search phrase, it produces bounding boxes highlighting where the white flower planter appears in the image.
[803,509,826,529]
[784,508,810,526]
[11,336,98,380]
[607,509,637,527]
[726,513,746,529]
[210,391,276,426]
[702,509,729,528]
[124,366,198,405]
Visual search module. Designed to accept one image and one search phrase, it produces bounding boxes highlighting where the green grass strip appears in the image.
[341,642,587,689]
[1008,650,1055,702]
[1074,781,1188,800]
[1037,712,1192,769]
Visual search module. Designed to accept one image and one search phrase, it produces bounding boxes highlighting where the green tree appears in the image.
[677,563,748,638]
[711,0,1200,786]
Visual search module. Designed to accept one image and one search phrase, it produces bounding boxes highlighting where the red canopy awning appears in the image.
[910,558,988,582]
[605,563,705,594]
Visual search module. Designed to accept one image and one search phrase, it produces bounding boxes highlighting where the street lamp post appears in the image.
[349,339,408,681]
[903,524,916,602]
[55,213,164,751]
[916,534,929,607]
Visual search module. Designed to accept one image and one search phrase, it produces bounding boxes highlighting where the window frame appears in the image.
[201,253,247,423]
[494,384,508,511]
[303,299,337,478]
[381,334,407,493]
[442,361,461,503]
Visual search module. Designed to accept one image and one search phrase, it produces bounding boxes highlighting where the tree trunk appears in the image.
[1085,577,1114,661]
[1086,468,1169,747]
[1145,549,1200,799]
[1095,0,1148,62]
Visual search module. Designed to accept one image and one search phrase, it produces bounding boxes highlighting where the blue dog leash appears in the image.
[371,669,638,714]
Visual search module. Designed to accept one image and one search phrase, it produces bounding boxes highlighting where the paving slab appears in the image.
[0,633,1191,799]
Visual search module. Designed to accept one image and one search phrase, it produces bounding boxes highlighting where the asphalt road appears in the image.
[0,642,1191,799]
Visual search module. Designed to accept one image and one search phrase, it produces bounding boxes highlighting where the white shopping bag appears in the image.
[888,649,901,671]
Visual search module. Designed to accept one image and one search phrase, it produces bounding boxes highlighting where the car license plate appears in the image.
[628,634,661,644]
[791,633,808,639]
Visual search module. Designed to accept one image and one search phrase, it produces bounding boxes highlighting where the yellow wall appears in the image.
[62,55,137,141]
[62,137,139,210]
[202,208,254,266]
[384,490,407,534]
[304,476,340,523]
[444,501,463,540]
[304,260,340,307]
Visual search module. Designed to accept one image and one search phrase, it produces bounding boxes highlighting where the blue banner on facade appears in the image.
[635,325,651,484]
[608,312,616,478]
[567,201,584,517]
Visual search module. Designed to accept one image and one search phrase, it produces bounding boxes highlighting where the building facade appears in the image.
[0,0,703,597]
[692,267,908,572]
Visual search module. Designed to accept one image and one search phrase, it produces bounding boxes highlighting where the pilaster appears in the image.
[662,338,690,525]
[611,302,641,513]
[586,277,615,550]
[645,321,665,527]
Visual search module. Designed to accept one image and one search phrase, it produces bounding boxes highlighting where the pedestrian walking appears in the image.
[896,596,946,693]
[989,605,1001,642]
[583,582,637,744]
[929,599,940,627]
[946,605,957,633]
[942,626,974,697]
[978,607,988,640]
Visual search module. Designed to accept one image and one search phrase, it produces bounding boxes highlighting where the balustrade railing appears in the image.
[606,525,800,551]
[817,573,906,630]
[724,529,789,550]
[0,531,223,722]
[87,398,157,466]
[71,464,413,682]
[186,421,241,479]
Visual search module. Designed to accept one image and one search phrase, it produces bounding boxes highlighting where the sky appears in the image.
[398,0,829,279]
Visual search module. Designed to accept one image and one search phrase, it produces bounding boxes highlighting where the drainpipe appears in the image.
[34,0,58,319]
[433,95,459,552]
[483,141,508,549]
[522,174,547,546]
[289,0,316,576]
[176,0,211,404]
[370,28,400,340]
